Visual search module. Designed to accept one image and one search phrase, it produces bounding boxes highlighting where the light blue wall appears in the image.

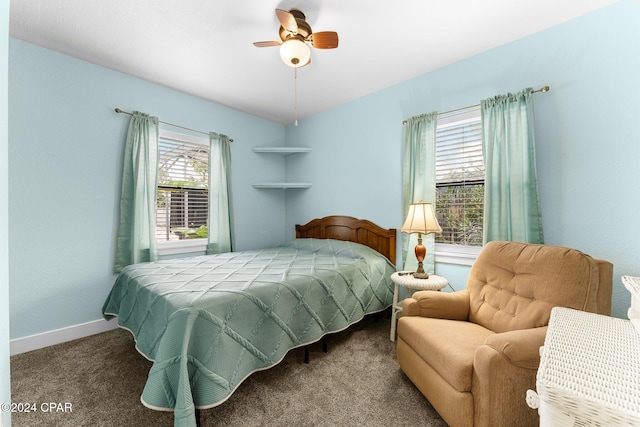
[1,0,10,424]
[8,38,287,339]
[285,0,640,318]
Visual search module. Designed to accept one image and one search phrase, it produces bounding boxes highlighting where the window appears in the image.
[156,130,209,253]
[435,107,484,250]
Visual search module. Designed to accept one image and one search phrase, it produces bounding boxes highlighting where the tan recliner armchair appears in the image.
[396,241,613,427]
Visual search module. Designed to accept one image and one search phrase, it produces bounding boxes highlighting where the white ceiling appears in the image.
[9,0,617,125]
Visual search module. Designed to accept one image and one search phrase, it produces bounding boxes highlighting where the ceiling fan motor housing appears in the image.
[279,9,312,42]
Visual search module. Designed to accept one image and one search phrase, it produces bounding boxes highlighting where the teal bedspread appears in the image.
[102,238,395,427]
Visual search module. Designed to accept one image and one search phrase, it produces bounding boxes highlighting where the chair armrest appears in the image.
[483,326,548,368]
[472,326,548,426]
[401,289,470,320]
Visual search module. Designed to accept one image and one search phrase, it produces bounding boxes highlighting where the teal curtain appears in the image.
[481,88,543,244]
[114,111,159,272]
[402,112,438,272]
[207,132,234,254]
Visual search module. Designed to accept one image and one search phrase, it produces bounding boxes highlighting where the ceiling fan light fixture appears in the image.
[279,38,310,68]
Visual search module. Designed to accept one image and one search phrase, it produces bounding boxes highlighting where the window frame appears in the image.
[435,243,482,266]
[156,129,210,256]
[433,106,484,266]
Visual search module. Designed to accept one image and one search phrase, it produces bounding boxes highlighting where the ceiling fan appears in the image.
[253,8,339,68]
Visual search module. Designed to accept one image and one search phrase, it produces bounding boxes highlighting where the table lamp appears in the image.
[401,202,442,279]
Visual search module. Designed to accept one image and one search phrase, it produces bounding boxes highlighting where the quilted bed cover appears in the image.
[102,238,395,427]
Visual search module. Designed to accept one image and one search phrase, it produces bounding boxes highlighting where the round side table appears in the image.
[390,271,448,342]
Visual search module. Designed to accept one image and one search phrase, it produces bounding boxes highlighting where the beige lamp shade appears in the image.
[401,202,442,235]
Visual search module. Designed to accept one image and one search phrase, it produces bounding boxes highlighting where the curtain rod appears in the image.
[402,85,550,125]
[114,108,234,142]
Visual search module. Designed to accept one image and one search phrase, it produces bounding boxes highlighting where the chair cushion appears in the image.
[397,316,494,392]
[467,241,600,333]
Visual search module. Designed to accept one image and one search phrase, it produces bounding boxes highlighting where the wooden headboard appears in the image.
[295,216,397,265]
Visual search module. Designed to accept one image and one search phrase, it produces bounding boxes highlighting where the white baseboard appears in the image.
[10,318,119,356]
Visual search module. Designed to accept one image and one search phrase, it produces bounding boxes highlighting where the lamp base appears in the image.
[412,260,430,279]
[413,237,430,279]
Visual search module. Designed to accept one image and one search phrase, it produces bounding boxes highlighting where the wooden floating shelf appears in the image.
[252,183,312,189]
[252,147,311,155]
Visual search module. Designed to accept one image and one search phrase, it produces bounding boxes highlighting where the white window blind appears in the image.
[435,108,484,247]
[156,131,209,242]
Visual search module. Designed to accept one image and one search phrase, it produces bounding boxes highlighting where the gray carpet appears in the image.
[10,316,447,426]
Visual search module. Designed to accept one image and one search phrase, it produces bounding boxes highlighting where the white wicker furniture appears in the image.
[528,307,640,426]
[389,271,447,341]
[622,275,640,335]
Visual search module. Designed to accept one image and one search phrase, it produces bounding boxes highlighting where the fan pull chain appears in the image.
[294,66,299,126]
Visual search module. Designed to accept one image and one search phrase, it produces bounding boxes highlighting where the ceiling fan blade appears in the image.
[253,41,281,47]
[276,9,298,34]
[310,31,339,49]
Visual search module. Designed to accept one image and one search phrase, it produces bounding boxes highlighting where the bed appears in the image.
[102,216,397,427]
